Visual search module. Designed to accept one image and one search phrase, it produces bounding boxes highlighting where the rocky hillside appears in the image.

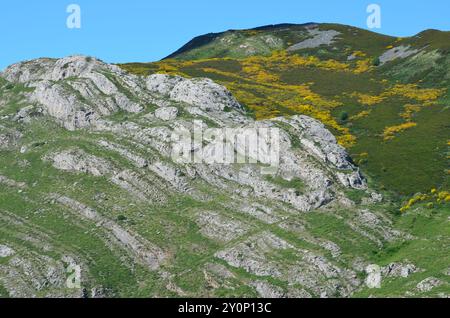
[0,55,449,298]
[122,23,450,197]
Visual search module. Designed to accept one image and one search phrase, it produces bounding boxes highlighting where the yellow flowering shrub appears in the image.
[266,51,350,71]
[351,93,385,105]
[384,84,444,102]
[241,58,280,82]
[400,193,429,212]
[383,122,417,141]
[350,110,371,120]
[400,104,422,121]
[337,134,357,148]
[201,67,235,78]
[437,191,450,203]
[350,84,444,110]
[353,59,372,74]
[400,189,450,212]
[352,51,367,57]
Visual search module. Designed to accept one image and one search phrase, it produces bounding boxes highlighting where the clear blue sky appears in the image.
[1,0,449,70]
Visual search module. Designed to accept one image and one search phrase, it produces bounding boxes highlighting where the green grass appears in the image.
[354,204,450,297]
[349,103,450,194]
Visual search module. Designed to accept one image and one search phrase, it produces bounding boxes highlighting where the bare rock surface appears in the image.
[288,28,340,51]
[379,45,419,65]
[146,74,243,112]
[250,281,286,298]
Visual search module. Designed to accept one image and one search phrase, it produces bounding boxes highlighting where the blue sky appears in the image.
[1,0,449,70]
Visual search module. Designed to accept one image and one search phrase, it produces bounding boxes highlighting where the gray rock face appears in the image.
[3,56,129,87]
[287,28,340,51]
[195,211,250,243]
[276,116,351,169]
[2,56,144,130]
[1,56,248,130]
[0,253,73,297]
[97,139,148,168]
[30,81,100,130]
[145,73,184,95]
[12,105,41,123]
[250,281,287,298]
[46,148,166,202]
[275,115,365,189]
[379,45,419,65]
[146,74,243,112]
[0,175,27,189]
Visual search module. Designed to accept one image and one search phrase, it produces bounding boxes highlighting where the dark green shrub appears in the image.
[117,215,127,222]
[373,57,381,66]
[339,111,349,121]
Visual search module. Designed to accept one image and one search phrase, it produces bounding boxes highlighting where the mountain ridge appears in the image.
[164,23,319,59]
[163,22,450,61]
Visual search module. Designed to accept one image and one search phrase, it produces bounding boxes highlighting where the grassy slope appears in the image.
[1,115,447,297]
[354,204,450,297]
